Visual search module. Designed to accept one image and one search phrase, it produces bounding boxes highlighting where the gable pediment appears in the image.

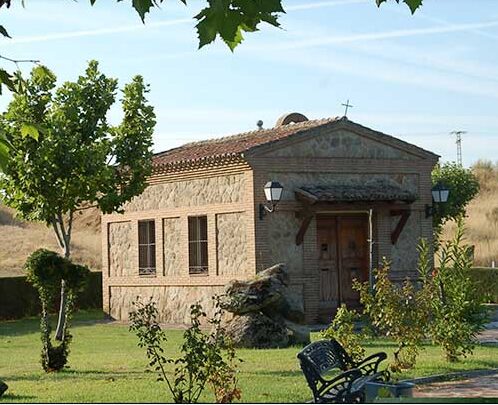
[249,121,434,161]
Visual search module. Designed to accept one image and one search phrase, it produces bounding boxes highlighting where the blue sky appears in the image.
[1,0,497,167]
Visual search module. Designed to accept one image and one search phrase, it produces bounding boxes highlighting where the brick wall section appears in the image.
[101,163,256,322]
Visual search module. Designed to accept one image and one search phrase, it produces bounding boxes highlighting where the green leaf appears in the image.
[376,0,422,13]
[20,124,40,140]
[0,68,15,92]
[0,24,11,38]
[405,0,423,14]
[126,0,156,23]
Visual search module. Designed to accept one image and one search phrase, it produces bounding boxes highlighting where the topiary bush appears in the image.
[24,249,89,372]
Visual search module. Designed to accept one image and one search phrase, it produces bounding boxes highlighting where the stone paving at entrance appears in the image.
[414,372,498,398]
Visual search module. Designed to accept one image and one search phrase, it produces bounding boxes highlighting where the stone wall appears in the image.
[216,212,249,276]
[109,285,225,324]
[267,129,417,160]
[267,211,304,275]
[108,221,134,277]
[389,210,423,277]
[163,217,183,277]
[123,174,246,212]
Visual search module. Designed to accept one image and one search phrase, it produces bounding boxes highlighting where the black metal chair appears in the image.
[297,339,388,403]
[327,339,389,380]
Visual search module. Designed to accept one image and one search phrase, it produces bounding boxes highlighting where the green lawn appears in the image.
[1,310,498,403]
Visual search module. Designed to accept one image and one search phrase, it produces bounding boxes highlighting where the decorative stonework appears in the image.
[109,285,224,324]
[108,221,134,277]
[216,212,248,277]
[267,211,304,275]
[390,211,422,276]
[123,174,246,212]
[163,217,183,277]
[267,129,417,160]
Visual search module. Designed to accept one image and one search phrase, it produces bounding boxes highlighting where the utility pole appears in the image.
[450,130,466,166]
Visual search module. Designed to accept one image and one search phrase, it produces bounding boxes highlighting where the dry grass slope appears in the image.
[0,205,101,277]
[442,160,498,267]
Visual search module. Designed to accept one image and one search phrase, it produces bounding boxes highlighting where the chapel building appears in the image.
[102,114,438,324]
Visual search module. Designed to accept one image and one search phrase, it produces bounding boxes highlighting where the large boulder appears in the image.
[220,264,288,315]
[264,286,306,324]
[220,263,310,348]
[224,312,289,348]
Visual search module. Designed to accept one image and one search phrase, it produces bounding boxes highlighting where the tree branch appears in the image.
[0,55,40,65]
[51,217,65,250]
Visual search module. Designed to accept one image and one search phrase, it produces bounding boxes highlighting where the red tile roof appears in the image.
[152,117,339,167]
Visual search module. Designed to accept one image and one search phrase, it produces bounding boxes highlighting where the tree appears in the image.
[0,60,155,341]
[431,162,480,232]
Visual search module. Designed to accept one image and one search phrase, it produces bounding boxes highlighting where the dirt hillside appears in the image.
[441,161,498,267]
[0,205,101,277]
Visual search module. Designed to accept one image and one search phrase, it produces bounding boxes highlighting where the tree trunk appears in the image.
[54,213,72,342]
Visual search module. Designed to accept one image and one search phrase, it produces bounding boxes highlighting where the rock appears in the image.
[220,264,288,315]
[0,380,8,397]
[285,320,311,345]
[266,287,305,324]
[224,312,289,348]
[221,263,308,348]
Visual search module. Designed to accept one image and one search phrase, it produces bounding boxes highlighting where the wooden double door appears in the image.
[316,214,369,321]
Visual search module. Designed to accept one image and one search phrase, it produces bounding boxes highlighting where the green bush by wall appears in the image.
[470,267,498,303]
[0,272,102,320]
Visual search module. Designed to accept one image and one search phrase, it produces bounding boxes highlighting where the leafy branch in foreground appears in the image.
[129,296,241,403]
[0,0,424,51]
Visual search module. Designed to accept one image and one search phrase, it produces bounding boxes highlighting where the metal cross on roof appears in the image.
[341,99,353,117]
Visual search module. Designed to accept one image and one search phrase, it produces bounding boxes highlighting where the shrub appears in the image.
[353,257,430,372]
[129,296,241,404]
[0,272,102,320]
[321,304,366,363]
[24,249,89,372]
[424,218,488,362]
[470,267,498,303]
[432,162,480,232]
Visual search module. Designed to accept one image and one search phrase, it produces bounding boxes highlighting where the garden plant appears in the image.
[321,304,367,363]
[424,218,488,361]
[129,296,241,404]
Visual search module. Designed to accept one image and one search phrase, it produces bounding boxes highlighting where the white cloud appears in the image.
[250,19,498,50]
[286,0,368,11]
[0,18,192,46]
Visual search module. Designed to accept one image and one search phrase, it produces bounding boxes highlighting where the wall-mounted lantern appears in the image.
[425,182,450,218]
[259,181,284,220]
